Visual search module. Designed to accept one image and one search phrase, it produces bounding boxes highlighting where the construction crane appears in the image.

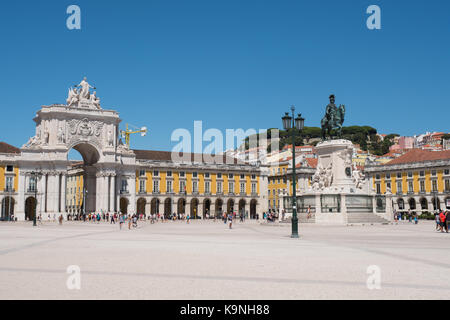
[120,123,148,148]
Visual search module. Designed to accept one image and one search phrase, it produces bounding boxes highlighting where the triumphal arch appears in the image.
[17,78,136,219]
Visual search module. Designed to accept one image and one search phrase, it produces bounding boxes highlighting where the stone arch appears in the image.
[120,197,129,215]
[419,197,428,211]
[215,199,223,217]
[1,196,15,221]
[408,198,416,211]
[137,198,146,216]
[190,198,199,219]
[397,198,405,210]
[238,199,246,216]
[151,198,160,214]
[203,198,211,218]
[67,142,101,166]
[164,198,172,218]
[250,199,257,219]
[431,197,441,211]
[24,196,36,221]
[227,199,234,214]
[177,198,186,215]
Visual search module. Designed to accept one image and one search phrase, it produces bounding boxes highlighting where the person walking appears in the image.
[444,211,449,233]
[306,205,312,220]
[439,211,446,233]
[228,212,233,229]
[119,214,124,230]
[223,212,227,224]
[186,214,190,224]
[435,212,441,231]
[110,214,115,224]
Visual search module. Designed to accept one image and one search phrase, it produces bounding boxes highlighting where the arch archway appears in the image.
[420,198,428,211]
[250,199,257,219]
[215,199,223,217]
[190,198,199,219]
[227,199,234,214]
[431,197,441,211]
[408,198,416,211]
[151,198,160,214]
[120,197,129,215]
[177,198,186,215]
[67,143,101,213]
[397,198,405,210]
[1,197,15,221]
[203,198,211,218]
[137,198,146,216]
[238,199,246,217]
[24,197,36,221]
[164,198,172,218]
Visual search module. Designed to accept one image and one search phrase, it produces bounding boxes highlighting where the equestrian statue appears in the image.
[321,94,345,140]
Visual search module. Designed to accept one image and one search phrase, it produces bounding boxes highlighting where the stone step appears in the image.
[347,213,389,224]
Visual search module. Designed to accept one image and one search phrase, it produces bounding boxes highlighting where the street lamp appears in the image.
[30,170,43,227]
[282,106,305,238]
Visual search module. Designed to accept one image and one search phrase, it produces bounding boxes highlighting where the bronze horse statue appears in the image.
[321,94,345,140]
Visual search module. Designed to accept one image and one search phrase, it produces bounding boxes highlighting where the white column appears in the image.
[61,174,67,216]
[109,175,115,212]
[17,172,26,220]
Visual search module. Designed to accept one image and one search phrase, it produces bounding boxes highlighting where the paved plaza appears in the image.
[0,219,449,300]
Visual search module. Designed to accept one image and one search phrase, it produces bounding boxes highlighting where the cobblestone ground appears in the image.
[0,219,449,300]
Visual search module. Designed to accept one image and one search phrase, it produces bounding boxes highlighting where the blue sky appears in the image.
[0,0,449,153]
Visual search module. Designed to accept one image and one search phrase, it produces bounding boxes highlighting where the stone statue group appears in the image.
[311,163,333,191]
[67,77,101,109]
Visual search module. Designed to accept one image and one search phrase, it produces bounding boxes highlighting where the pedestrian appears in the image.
[58,214,63,225]
[186,214,190,224]
[111,214,115,224]
[132,215,138,228]
[439,211,446,233]
[306,205,312,219]
[228,212,233,229]
[444,211,449,233]
[119,214,124,230]
[128,215,132,230]
[414,214,418,225]
[223,212,227,224]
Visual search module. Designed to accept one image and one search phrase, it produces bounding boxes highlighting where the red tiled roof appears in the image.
[0,142,20,154]
[386,149,450,165]
[306,158,318,168]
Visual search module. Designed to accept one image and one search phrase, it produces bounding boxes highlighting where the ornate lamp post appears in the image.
[30,170,43,227]
[282,106,305,238]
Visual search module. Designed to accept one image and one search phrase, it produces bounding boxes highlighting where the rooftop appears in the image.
[386,149,450,165]
[0,142,20,154]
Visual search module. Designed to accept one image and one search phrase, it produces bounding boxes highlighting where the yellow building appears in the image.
[0,142,20,221]
[267,157,316,212]
[66,162,84,215]
[366,149,450,213]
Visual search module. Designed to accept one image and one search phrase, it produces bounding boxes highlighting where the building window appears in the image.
[217,173,222,179]
[445,179,450,192]
[6,165,13,172]
[167,171,172,177]
[205,172,210,178]
[444,169,449,175]
[139,170,145,177]
[121,180,128,192]
[408,181,414,193]
[397,181,402,194]
[217,181,222,193]
[432,170,437,176]
[167,180,172,193]
[205,181,210,194]
[228,173,233,179]
[153,170,159,177]
[397,172,402,179]
[193,172,198,178]
[432,180,438,192]
[193,181,198,193]
[240,183,245,194]
[420,181,425,193]
[375,174,381,180]
[28,177,36,192]
[252,183,256,194]
[229,182,234,194]
[153,180,159,193]
[240,174,245,179]
[386,173,391,179]
[386,182,391,190]
[180,180,186,193]
[5,177,13,191]
[179,171,185,177]
[420,171,425,177]
[376,183,381,194]
[139,180,146,193]
[251,174,256,180]
[408,172,413,178]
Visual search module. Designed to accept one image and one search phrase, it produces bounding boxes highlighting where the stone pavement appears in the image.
[0,219,449,300]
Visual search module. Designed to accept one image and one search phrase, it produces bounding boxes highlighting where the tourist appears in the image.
[119,214,124,230]
[414,214,418,224]
[132,215,138,228]
[307,205,312,219]
[228,212,233,229]
[435,213,440,231]
[111,214,115,224]
[223,212,227,224]
[58,214,63,225]
[439,211,446,232]
[186,214,190,224]
[443,211,448,233]
[128,215,132,230]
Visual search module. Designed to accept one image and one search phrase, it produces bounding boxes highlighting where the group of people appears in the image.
[435,210,449,233]
[393,209,419,224]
